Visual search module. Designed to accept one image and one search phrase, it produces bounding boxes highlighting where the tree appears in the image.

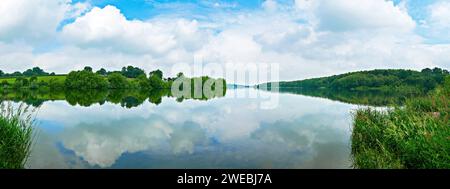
[432,67,443,74]
[121,66,145,78]
[149,74,166,89]
[107,73,130,89]
[136,74,151,90]
[11,71,23,77]
[23,67,48,77]
[65,70,108,89]
[84,66,93,73]
[421,68,432,74]
[13,77,26,89]
[96,68,107,76]
[1,80,8,87]
[30,76,38,83]
[149,69,163,80]
[29,76,38,89]
[21,78,29,87]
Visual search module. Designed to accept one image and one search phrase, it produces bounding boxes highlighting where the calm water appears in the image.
[23,88,359,169]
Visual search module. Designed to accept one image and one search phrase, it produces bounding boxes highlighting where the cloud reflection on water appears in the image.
[27,89,355,168]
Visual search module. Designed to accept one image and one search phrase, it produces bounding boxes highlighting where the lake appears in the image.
[20,88,360,169]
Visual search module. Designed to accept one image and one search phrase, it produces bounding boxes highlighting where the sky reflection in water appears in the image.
[26,88,356,169]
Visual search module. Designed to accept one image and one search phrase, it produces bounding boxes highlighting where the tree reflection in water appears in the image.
[0,88,226,108]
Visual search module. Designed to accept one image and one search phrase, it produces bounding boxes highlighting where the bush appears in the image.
[65,70,108,90]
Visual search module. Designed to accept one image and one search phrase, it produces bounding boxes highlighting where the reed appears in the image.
[351,80,449,169]
[0,102,37,169]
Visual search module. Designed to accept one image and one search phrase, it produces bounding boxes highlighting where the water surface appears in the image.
[23,88,358,169]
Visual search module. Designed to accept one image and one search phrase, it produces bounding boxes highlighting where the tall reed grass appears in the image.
[0,102,37,169]
[351,78,450,169]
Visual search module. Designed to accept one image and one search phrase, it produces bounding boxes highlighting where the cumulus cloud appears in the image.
[62,5,208,55]
[60,117,172,167]
[298,0,416,32]
[0,0,86,42]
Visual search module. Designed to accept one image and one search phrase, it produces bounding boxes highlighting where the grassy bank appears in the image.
[0,103,36,169]
[351,77,450,168]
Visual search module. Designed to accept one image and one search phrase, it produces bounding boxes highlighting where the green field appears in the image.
[0,75,66,84]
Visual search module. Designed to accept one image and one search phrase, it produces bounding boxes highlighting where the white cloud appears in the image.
[428,1,450,27]
[62,5,208,55]
[423,1,450,42]
[0,42,34,71]
[311,0,416,32]
[0,0,85,42]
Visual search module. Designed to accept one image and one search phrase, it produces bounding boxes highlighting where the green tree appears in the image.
[137,74,152,90]
[1,80,8,88]
[121,66,145,78]
[65,70,108,89]
[84,66,93,73]
[23,67,49,77]
[30,76,38,83]
[29,76,38,90]
[149,69,163,80]
[11,71,22,77]
[96,68,107,76]
[13,78,24,89]
[149,75,165,89]
[107,73,130,89]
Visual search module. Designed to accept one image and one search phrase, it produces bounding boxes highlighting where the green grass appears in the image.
[0,75,66,84]
[351,81,450,169]
[0,103,36,169]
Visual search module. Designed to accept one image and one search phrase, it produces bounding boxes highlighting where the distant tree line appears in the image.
[0,67,56,77]
[259,68,449,96]
[64,66,180,90]
[0,66,227,97]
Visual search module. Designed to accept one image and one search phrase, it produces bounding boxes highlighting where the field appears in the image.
[0,75,66,84]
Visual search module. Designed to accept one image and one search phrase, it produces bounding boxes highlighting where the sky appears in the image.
[0,0,449,82]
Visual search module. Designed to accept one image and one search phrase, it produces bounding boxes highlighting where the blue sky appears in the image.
[0,0,449,81]
[68,0,436,21]
[72,0,266,19]
[63,0,448,44]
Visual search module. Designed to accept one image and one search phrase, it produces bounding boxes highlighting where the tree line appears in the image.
[258,67,449,96]
[0,67,55,78]
[0,66,227,99]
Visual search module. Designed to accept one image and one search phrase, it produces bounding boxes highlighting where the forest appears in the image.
[257,68,449,106]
